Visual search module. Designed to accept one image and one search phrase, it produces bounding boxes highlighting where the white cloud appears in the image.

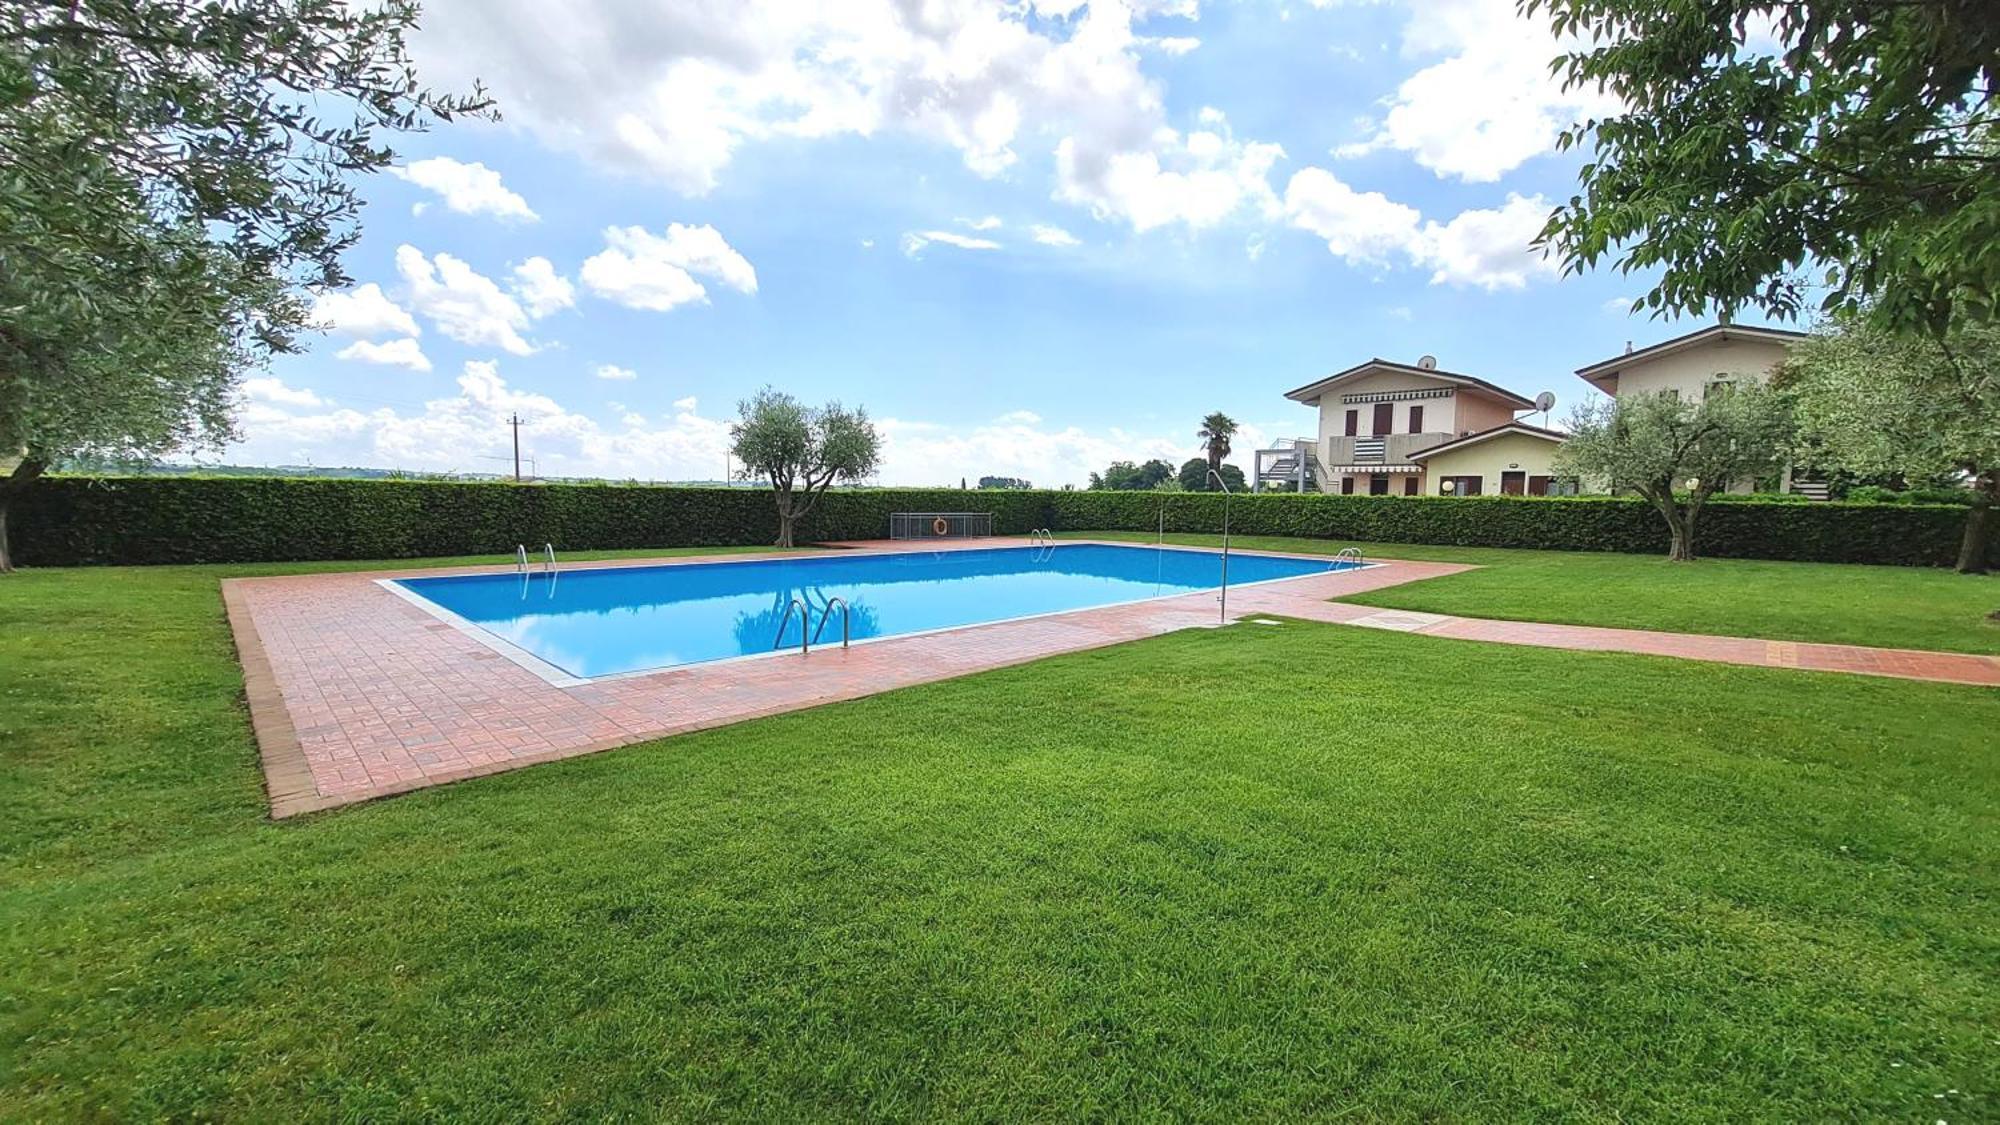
[673,395,700,413]
[580,224,758,312]
[390,156,538,221]
[231,360,735,481]
[595,364,638,381]
[241,377,324,408]
[1029,224,1081,247]
[960,215,1004,231]
[407,0,1275,235]
[1603,296,1634,315]
[395,245,539,355]
[510,257,576,318]
[877,414,1190,488]
[1055,109,1286,233]
[1282,166,1422,265]
[309,283,420,339]
[996,409,1042,424]
[901,230,1003,257]
[1337,0,1618,182]
[336,337,434,372]
[1284,167,1559,290]
[1411,192,1560,290]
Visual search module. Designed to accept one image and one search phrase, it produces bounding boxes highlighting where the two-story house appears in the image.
[1256,356,1566,496]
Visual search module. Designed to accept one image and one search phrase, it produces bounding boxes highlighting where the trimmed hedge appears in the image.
[11,475,1993,568]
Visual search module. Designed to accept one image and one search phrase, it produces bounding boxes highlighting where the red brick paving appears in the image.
[225,539,1997,818]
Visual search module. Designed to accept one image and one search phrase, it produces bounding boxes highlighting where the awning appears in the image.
[1325,464,1423,474]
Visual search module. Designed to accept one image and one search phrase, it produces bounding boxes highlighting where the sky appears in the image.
[229,0,1776,488]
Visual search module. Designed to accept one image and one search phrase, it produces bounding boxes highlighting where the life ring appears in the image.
[932,516,950,537]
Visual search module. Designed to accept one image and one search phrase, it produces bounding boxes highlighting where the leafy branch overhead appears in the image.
[1527,0,1999,335]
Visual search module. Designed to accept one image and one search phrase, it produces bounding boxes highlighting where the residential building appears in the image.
[1254,356,1558,496]
[1409,421,1571,496]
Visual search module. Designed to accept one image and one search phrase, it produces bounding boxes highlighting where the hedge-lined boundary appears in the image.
[12,475,1993,568]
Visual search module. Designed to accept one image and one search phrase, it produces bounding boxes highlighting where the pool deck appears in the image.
[226,539,1460,817]
[226,538,2000,819]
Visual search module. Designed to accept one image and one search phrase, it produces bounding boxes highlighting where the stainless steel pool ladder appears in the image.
[811,596,851,649]
[542,542,557,573]
[515,544,529,572]
[1331,546,1363,570]
[1028,528,1056,560]
[773,597,811,655]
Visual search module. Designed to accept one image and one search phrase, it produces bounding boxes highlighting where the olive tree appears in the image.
[1555,383,1793,561]
[1784,315,2000,573]
[0,0,489,570]
[730,388,882,548]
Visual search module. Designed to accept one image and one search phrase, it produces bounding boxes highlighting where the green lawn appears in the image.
[3,558,1996,1119]
[1076,531,2000,654]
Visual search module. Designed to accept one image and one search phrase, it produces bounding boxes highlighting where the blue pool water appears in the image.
[392,544,1345,679]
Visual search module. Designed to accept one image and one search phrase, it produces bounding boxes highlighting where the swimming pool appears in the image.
[387,543,1354,681]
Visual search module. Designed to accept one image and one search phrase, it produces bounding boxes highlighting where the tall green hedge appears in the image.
[10,475,1992,568]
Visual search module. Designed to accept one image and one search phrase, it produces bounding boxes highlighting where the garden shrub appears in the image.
[11,475,1992,568]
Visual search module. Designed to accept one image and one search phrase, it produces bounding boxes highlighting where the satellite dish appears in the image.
[1417,355,1438,370]
[1534,391,1556,413]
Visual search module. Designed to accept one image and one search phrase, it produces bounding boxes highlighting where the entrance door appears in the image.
[1371,402,1393,434]
[1501,471,1526,496]
[1528,475,1551,496]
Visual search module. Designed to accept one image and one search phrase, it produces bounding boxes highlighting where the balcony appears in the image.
[1323,432,1456,468]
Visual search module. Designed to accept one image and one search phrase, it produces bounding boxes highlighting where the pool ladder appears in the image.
[774,596,853,656]
[515,543,558,573]
[1331,546,1363,571]
[1028,528,1056,561]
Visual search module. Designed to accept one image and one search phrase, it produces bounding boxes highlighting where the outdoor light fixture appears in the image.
[1441,480,1456,493]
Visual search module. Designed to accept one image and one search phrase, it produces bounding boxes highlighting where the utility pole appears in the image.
[508,414,523,481]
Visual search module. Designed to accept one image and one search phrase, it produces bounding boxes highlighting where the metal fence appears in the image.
[890,511,995,540]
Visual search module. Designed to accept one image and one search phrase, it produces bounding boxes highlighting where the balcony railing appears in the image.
[1324,432,1456,466]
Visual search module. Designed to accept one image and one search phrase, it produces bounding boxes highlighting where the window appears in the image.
[1528,475,1552,496]
[1368,474,1390,496]
[1409,404,1424,433]
[1441,475,1482,496]
[1403,476,1419,496]
[1344,409,1358,437]
[1500,471,1526,496]
[1371,403,1393,434]
[1703,376,1735,400]
[1340,476,1355,495]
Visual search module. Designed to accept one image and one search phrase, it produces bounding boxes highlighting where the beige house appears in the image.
[1576,322,1813,496]
[1408,421,1571,496]
[1576,322,1806,401]
[1255,357,1558,495]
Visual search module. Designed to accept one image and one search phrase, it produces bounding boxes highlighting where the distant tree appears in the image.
[1093,459,1174,491]
[1527,0,2000,336]
[1179,458,1245,492]
[978,476,1032,490]
[730,388,881,548]
[1197,413,1238,477]
[1555,384,1792,561]
[0,0,491,571]
[1784,314,1999,574]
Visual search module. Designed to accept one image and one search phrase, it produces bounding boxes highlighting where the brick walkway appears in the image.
[225,540,1997,819]
[225,541,1464,817]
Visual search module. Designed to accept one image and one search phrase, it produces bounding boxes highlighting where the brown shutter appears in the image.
[1409,404,1424,433]
[1344,409,1358,436]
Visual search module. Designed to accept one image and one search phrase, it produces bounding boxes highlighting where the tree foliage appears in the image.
[0,0,490,570]
[1178,457,1245,493]
[1555,384,1793,560]
[977,476,1033,489]
[1783,313,2000,572]
[730,388,881,547]
[1089,459,1175,491]
[1527,0,2000,335]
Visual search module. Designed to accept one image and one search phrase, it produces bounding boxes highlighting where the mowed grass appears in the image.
[2,559,1997,1119]
[1077,531,2000,654]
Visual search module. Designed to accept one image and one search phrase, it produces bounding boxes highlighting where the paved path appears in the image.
[1251,596,2000,689]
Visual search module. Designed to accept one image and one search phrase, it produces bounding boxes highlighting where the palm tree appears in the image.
[1197,412,1238,482]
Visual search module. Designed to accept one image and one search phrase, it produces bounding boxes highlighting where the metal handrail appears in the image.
[514,544,529,573]
[1206,468,1232,623]
[811,596,851,649]
[1331,546,1363,570]
[542,542,557,573]
[773,597,810,655]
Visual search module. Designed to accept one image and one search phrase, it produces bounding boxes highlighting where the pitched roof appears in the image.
[1575,323,1809,388]
[1283,359,1536,410]
[1407,420,1568,462]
